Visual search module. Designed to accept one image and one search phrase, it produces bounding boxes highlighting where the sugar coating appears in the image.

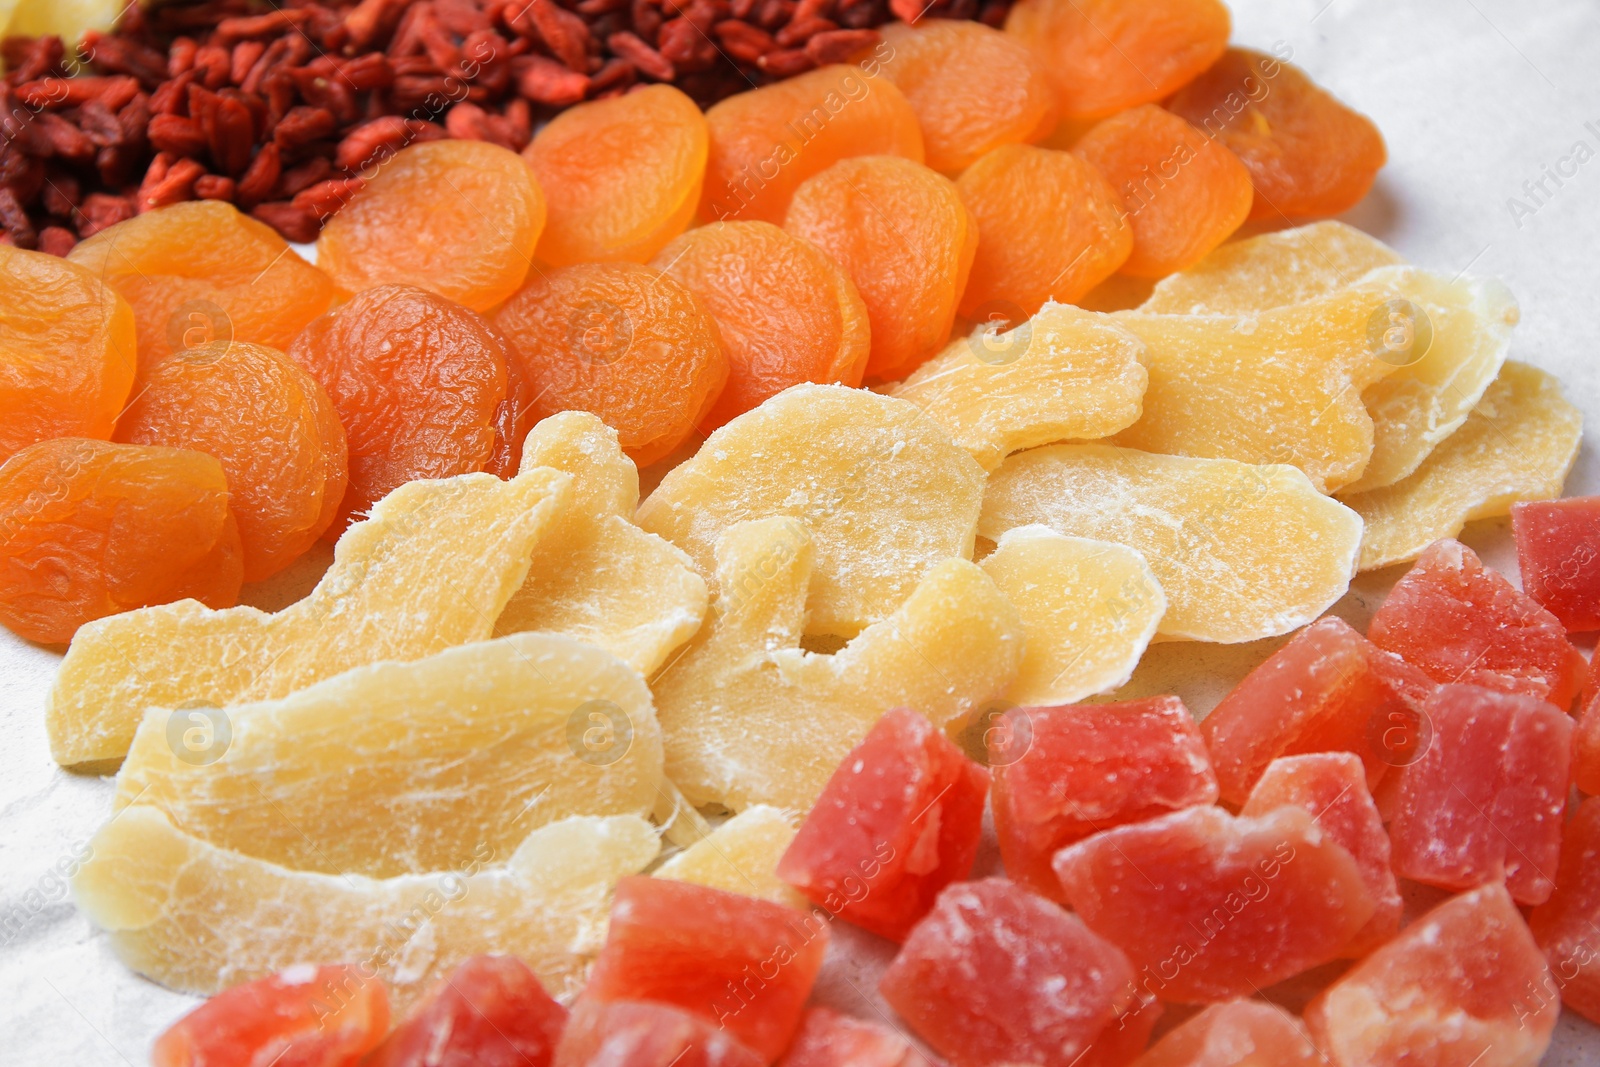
[654,805,806,910]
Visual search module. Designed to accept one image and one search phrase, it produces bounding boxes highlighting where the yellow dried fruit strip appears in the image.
[655,805,806,910]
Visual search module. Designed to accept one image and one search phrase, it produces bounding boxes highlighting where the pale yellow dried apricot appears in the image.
[655,805,807,910]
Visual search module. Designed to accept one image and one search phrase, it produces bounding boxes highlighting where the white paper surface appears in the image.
[3,0,1600,1062]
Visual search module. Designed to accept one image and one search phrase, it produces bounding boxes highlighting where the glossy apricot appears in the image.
[317,140,547,312]
[652,221,870,431]
[785,156,976,381]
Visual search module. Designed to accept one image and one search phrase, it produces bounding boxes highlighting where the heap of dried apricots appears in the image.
[2,1,1598,1066]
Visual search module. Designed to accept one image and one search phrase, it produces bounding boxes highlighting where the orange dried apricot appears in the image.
[875,20,1057,175]
[0,246,136,464]
[701,63,924,224]
[115,341,347,583]
[956,144,1131,319]
[651,221,870,431]
[1167,48,1387,221]
[1074,105,1253,278]
[493,262,728,466]
[1005,0,1231,121]
[0,438,241,644]
[290,285,511,538]
[525,85,708,266]
[784,156,976,381]
[317,140,546,312]
[67,201,334,363]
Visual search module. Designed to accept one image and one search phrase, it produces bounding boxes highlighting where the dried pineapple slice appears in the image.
[48,467,572,768]
[1344,361,1582,570]
[980,444,1363,644]
[637,386,987,638]
[72,807,658,1009]
[495,413,707,677]
[889,303,1148,471]
[980,526,1166,706]
[655,805,806,909]
[653,517,1022,812]
[113,632,664,879]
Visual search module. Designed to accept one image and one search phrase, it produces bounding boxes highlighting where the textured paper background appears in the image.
[3,0,1600,1062]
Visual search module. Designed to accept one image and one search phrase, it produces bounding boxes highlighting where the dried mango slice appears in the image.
[47,467,572,768]
[1344,362,1582,570]
[495,413,707,677]
[72,807,658,1009]
[113,632,664,879]
[980,526,1165,706]
[980,444,1363,643]
[889,302,1148,471]
[654,805,806,910]
[636,384,987,637]
[652,517,1022,812]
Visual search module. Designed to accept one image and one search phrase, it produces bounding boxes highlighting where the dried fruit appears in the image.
[656,805,806,910]
[780,1007,934,1067]
[1528,797,1600,1026]
[1514,497,1600,632]
[1129,1000,1321,1067]
[366,955,567,1067]
[1577,691,1600,798]
[554,999,764,1067]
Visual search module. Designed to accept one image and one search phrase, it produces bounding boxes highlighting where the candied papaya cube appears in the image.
[1053,805,1374,1003]
[1577,690,1600,797]
[989,696,1218,901]
[366,955,567,1067]
[780,1007,934,1067]
[554,999,764,1067]
[1389,683,1571,906]
[583,876,829,1062]
[1367,538,1589,710]
[1129,999,1321,1067]
[1513,496,1600,632]
[879,878,1156,1067]
[1528,797,1600,1025]
[151,963,389,1067]
[1306,883,1558,1067]
[775,707,990,941]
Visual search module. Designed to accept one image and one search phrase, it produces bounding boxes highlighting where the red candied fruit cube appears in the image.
[990,696,1218,900]
[880,878,1157,1067]
[1512,496,1600,632]
[1576,689,1600,796]
[1053,805,1373,1003]
[1200,616,1436,804]
[553,999,764,1067]
[366,955,566,1067]
[779,1007,934,1067]
[1306,883,1558,1067]
[152,963,389,1067]
[583,876,829,1063]
[1528,797,1600,1024]
[1129,999,1321,1067]
[776,707,989,941]
[1389,683,1571,906]
[1240,752,1401,957]
[1368,538,1589,711]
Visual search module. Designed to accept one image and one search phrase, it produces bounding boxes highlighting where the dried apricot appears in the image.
[785,156,976,381]
[493,262,728,466]
[955,145,1131,318]
[0,438,241,645]
[1168,48,1387,221]
[525,85,708,266]
[114,341,347,582]
[652,221,870,431]
[289,285,510,538]
[316,140,546,312]
[1073,105,1253,278]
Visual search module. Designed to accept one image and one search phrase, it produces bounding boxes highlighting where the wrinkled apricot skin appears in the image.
[1167,49,1387,221]
[317,140,546,312]
[290,285,510,538]
[0,246,137,464]
[115,341,347,582]
[0,438,242,644]
[652,221,870,431]
[493,262,728,466]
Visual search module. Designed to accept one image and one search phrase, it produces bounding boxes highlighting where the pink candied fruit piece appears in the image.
[776,707,990,941]
[553,999,765,1067]
[990,696,1218,901]
[1367,538,1589,711]
[779,1007,935,1067]
[1512,496,1600,632]
[1200,616,1437,805]
[1128,999,1322,1067]
[1389,683,1571,906]
[1576,689,1600,796]
[1528,796,1600,1025]
[1052,805,1373,1003]
[365,955,567,1067]
[1239,752,1401,957]
[1306,883,1558,1067]
[582,875,829,1063]
[151,963,389,1067]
